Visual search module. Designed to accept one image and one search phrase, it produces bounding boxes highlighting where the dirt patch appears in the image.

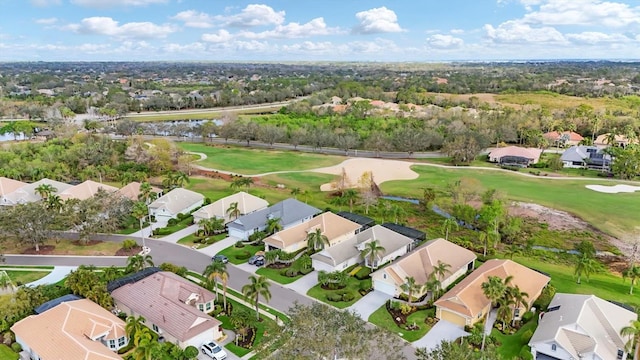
[22,245,56,255]
[115,246,142,256]
[71,240,103,246]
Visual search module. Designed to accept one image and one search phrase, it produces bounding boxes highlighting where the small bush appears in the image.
[167,218,178,226]
[159,262,188,277]
[204,197,212,205]
[284,268,298,277]
[235,241,245,248]
[235,251,252,260]
[177,213,186,220]
[341,291,355,302]
[521,329,534,342]
[521,311,534,323]
[327,293,343,302]
[121,239,138,250]
[354,267,372,280]
[299,267,313,275]
[11,342,22,353]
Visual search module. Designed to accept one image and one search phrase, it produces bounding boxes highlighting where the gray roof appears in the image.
[311,225,413,267]
[529,293,636,360]
[4,178,72,204]
[227,198,320,232]
[148,188,204,215]
[560,145,610,163]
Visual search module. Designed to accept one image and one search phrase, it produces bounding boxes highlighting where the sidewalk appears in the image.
[23,266,77,287]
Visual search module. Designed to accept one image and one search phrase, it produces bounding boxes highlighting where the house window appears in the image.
[198,304,204,311]
[383,274,387,279]
[551,344,557,351]
[108,339,116,349]
[206,302,212,311]
[514,308,520,318]
[118,336,127,347]
[152,324,159,333]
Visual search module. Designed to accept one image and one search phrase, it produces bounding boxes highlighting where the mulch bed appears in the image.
[115,246,143,256]
[22,245,55,255]
[266,263,289,269]
[386,301,410,326]
[235,327,256,349]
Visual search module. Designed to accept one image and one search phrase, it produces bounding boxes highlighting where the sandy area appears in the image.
[312,158,418,191]
[585,184,640,193]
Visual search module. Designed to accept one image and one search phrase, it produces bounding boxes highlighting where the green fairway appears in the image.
[381,165,640,238]
[178,142,345,175]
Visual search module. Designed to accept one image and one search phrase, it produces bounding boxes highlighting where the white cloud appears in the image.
[484,20,566,43]
[352,7,404,34]
[218,4,285,28]
[171,10,213,28]
[70,0,168,7]
[282,41,335,53]
[566,31,631,44]
[162,42,207,53]
[521,0,640,27]
[427,34,464,49]
[233,40,270,52]
[66,17,176,39]
[238,18,340,39]
[201,29,233,43]
[30,0,61,7]
[450,29,465,34]
[35,18,58,25]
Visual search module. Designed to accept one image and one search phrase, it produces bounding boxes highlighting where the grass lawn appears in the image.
[306,276,365,309]
[0,344,18,360]
[115,227,139,235]
[368,304,434,342]
[177,233,227,248]
[255,266,303,284]
[381,165,640,238]
[5,270,50,284]
[178,142,345,175]
[124,106,281,122]
[0,239,123,256]
[491,316,538,360]
[216,299,278,358]
[217,244,264,265]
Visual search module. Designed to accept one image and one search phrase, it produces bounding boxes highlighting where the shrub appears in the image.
[521,329,534,342]
[249,231,266,242]
[284,268,298,277]
[299,267,313,275]
[521,311,534,323]
[159,262,188,277]
[327,293,343,302]
[121,239,138,250]
[354,267,372,280]
[518,347,534,360]
[235,251,252,260]
[167,218,178,226]
[204,197,212,205]
[341,291,355,302]
[399,303,414,315]
[11,342,22,353]
[176,213,186,220]
[533,285,556,310]
[235,241,245,248]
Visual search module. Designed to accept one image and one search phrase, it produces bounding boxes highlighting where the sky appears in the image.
[1,0,640,62]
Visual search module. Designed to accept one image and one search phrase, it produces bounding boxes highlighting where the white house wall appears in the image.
[442,262,473,289]
[530,342,573,360]
[371,270,399,296]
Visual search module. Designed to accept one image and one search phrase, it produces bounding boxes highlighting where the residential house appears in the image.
[148,188,204,220]
[192,191,268,224]
[311,224,413,272]
[59,180,119,201]
[560,145,611,170]
[336,211,376,231]
[227,198,321,240]
[11,298,127,360]
[529,293,636,360]
[543,131,584,147]
[381,223,426,246]
[264,211,360,253]
[371,238,476,297]
[2,178,72,205]
[595,133,638,148]
[435,259,550,327]
[0,177,28,205]
[109,269,223,349]
[488,146,543,167]
[116,181,162,202]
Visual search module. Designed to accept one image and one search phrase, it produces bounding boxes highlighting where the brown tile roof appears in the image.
[543,131,584,142]
[59,180,119,201]
[377,238,476,286]
[11,299,124,360]
[110,271,220,342]
[116,181,162,201]
[264,212,360,249]
[435,259,550,319]
[0,177,27,196]
[489,146,543,162]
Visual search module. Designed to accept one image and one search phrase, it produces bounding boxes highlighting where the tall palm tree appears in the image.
[623,265,640,295]
[481,275,507,308]
[360,240,386,270]
[46,194,63,212]
[34,183,56,200]
[138,181,154,204]
[265,217,282,235]
[341,189,359,212]
[496,295,516,330]
[507,285,529,325]
[290,187,301,199]
[306,228,329,252]
[226,202,240,221]
[173,171,190,188]
[574,255,597,284]
[432,261,451,296]
[242,275,272,320]
[126,254,154,273]
[230,178,243,192]
[621,320,640,360]
[203,260,227,302]
[400,276,423,305]
[131,201,149,248]
[441,217,459,241]
[125,315,147,346]
[133,336,158,360]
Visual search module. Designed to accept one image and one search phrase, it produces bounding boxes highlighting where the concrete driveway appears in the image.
[197,236,239,257]
[348,290,390,320]
[284,270,318,294]
[412,319,469,350]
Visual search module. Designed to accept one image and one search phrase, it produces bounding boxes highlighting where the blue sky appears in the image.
[1,0,640,61]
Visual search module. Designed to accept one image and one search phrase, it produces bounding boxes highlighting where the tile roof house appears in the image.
[227,198,321,240]
[11,298,127,360]
[560,145,611,170]
[192,191,269,224]
[148,188,204,220]
[0,177,28,204]
[435,259,550,327]
[488,146,543,167]
[529,293,636,360]
[116,181,162,202]
[59,180,119,201]
[311,224,414,273]
[543,131,584,147]
[371,238,476,297]
[264,211,361,253]
[595,133,638,148]
[336,211,376,230]
[110,271,223,349]
[2,178,71,205]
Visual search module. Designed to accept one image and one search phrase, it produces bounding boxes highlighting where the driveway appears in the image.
[197,236,239,257]
[284,270,318,294]
[348,290,391,321]
[26,266,77,287]
[411,319,469,350]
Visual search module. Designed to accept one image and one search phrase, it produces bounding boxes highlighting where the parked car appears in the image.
[201,341,227,360]
[212,254,228,264]
[254,257,265,266]
[248,255,264,265]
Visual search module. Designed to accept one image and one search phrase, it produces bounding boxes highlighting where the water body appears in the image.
[0,133,27,142]
[380,195,420,205]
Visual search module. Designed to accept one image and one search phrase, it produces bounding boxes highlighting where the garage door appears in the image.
[438,308,467,327]
[373,279,396,296]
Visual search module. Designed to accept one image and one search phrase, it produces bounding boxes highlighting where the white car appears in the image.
[201,341,227,360]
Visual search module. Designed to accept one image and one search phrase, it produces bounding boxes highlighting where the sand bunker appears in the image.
[313,158,418,191]
[585,184,640,194]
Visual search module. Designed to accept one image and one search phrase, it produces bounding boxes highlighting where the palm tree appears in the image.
[479,231,490,257]
[230,178,243,192]
[507,285,529,325]
[46,194,63,212]
[505,244,522,259]
[360,240,386,270]
[432,261,451,296]
[265,217,282,235]
[425,275,441,303]
[133,336,158,360]
[125,315,147,345]
[126,254,154,273]
[306,228,329,252]
[390,204,406,224]
[481,275,507,308]
[173,171,189,188]
[138,181,154,204]
[341,189,359,212]
[131,201,149,248]
[621,320,640,360]
[199,217,224,237]
[242,275,272,320]
[226,202,240,221]
[496,295,516,330]
[203,260,227,302]
[290,187,301,199]
[623,265,640,295]
[574,255,597,284]
[441,217,459,241]
[34,183,56,200]
[400,276,423,305]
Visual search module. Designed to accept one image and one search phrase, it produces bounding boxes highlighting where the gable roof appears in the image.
[116,181,162,202]
[374,238,476,286]
[434,259,550,318]
[59,180,119,201]
[311,224,413,267]
[192,191,268,223]
[0,177,27,196]
[381,223,426,241]
[529,293,636,360]
[227,198,321,232]
[489,146,543,162]
[336,211,376,228]
[264,212,360,249]
[110,271,220,342]
[11,299,125,360]
[3,178,72,204]
[35,294,83,314]
[148,188,204,215]
[543,131,584,142]
[594,133,637,146]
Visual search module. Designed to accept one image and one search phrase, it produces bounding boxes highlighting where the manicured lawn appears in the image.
[178,142,345,175]
[5,270,50,285]
[381,165,640,238]
[491,316,538,360]
[152,216,193,237]
[255,266,303,284]
[177,233,227,248]
[217,244,264,265]
[368,304,434,342]
[0,344,18,360]
[0,239,123,256]
[306,276,364,309]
